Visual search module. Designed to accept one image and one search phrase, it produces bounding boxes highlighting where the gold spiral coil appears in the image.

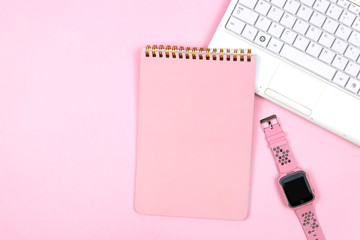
[152,45,158,57]
[192,47,197,59]
[179,46,184,59]
[219,49,224,61]
[172,46,177,58]
[185,47,190,59]
[159,45,164,57]
[247,49,252,62]
[206,48,210,60]
[240,49,244,62]
[144,45,252,62]
[165,45,171,58]
[199,48,204,60]
[212,48,217,60]
[145,45,151,57]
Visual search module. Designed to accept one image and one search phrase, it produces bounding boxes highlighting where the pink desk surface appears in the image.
[0,0,359,239]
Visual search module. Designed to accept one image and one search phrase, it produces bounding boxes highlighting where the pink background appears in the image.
[0,0,359,239]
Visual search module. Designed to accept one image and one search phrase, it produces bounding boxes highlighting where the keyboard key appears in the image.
[337,0,351,9]
[239,0,258,9]
[344,46,360,62]
[268,22,285,37]
[326,4,343,20]
[242,24,259,40]
[280,45,337,80]
[309,12,326,27]
[333,71,350,86]
[335,25,352,40]
[293,19,310,34]
[297,5,314,21]
[313,0,330,13]
[319,49,336,63]
[306,26,322,41]
[300,0,315,7]
[339,11,356,26]
[318,32,335,48]
[255,16,272,31]
[353,18,360,32]
[271,0,286,8]
[349,3,360,14]
[331,38,348,54]
[306,42,323,57]
[284,0,301,14]
[267,38,284,53]
[281,29,297,44]
[348,31,360,46]
[226,17,246,34]
[268,6,284,22]
[332,55,348,70]
[234,4,260,25]
[344,62,360,77]
[323,18,339,33]
[294,35,310,50]
[345,78,360,93]
[280,13,297,28]
[254,32,272,46]
[255,0,271,15]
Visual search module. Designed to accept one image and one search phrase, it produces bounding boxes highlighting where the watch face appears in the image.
[279,171,314,208]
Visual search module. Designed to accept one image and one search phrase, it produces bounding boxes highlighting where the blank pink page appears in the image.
[135,50,257,220]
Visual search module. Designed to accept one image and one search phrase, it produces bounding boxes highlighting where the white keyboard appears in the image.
[226,0,360,96]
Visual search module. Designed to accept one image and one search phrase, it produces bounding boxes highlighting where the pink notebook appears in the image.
[135,45,257,220]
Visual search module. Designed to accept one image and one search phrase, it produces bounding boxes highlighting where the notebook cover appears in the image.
[135,49,256,220]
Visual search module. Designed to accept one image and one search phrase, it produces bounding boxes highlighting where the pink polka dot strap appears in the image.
[260,115,297,174]
[295,204,326,240]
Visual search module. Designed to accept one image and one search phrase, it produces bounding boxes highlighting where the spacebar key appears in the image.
[279,45,336,81]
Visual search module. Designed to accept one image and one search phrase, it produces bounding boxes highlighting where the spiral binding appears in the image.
[145,45,252,62]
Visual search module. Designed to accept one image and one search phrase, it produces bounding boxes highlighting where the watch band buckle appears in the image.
[260,114,280,131]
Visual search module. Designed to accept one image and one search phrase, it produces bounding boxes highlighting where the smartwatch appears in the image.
[260,115,326,240]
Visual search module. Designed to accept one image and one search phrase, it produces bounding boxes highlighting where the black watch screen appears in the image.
[279,171,314,208]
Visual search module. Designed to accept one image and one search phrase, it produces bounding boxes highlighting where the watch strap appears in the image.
[260,115,297,174]
[295,204,326,240]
